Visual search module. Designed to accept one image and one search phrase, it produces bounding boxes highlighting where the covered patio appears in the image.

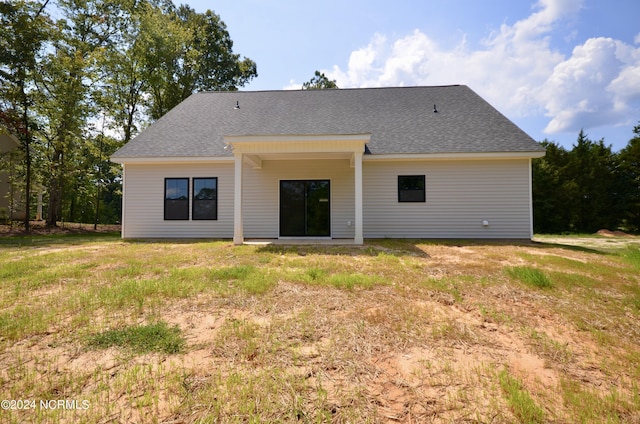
[225,134,370,246]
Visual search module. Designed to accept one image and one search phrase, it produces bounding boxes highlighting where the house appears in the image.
[0,127,25,221]
[110,85,545,244]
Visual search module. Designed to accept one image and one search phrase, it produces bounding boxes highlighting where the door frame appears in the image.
[279,179,331,238]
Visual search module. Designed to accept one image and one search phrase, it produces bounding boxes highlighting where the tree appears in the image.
[176,6,257,92]
[139,4,257,120]
[566,130,617,232]
[0,0,51,231]
[532,140,570,233]
[94,0,153,145]
[617,123,640,232]
[2,0,257,228]
[533,130,624,234]
[302,71,338,90]
[36,0,124,226]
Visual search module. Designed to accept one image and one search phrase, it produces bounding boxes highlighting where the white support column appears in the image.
[233,153,244,245]
[120,165,127,239]
[354,151,364,245]
[528,158,534,240]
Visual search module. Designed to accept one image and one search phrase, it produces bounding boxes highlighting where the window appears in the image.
[165,178,189,220]
[398,175,425,202]
[164,177,218,220]
[193,177,217,220]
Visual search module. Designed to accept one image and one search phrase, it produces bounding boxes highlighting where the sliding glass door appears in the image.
[280,180,330,237]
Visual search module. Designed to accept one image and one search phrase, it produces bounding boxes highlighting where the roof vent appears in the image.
[433,104,438,113]
[234,101,240,109]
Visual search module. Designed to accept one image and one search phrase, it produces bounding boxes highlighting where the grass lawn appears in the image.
[0,233,639,423]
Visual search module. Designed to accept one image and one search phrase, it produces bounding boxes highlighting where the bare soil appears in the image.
[0,221,121,236]
[535,232,640,251]
[1,235,639,422]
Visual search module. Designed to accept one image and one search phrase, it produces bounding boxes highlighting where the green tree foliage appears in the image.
[532,140,571,233]
[302,71,338,90]
[93,0,149,144]
[0,0,256,227]
[138,3,257,120]
[567,130,617,232]
[533,126,640,234]
[617,124,640,231]
[0,0,52,230]
[36,0,111,225]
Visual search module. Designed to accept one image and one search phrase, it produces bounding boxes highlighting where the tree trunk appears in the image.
[46,148,64,227]
[94,185,100,230]
[19,80,31,233]
[46,177,60,227]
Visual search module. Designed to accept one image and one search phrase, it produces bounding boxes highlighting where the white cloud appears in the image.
[328,33,389,88]
[325,0,640,136]
[327,0,572,115]
[540,37,640,133]
[499,0,582,43]
[283,79,302,90]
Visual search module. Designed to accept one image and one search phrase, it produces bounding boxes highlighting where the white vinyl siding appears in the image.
[362,159,532,239]
[121,163,234,238]
[120,157,533,240]
[242,159,355,239]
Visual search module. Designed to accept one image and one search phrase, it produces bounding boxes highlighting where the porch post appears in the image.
[354,151,364,245]
[233,153,244,245]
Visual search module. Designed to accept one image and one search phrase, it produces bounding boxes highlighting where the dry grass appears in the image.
[0,234,639,423]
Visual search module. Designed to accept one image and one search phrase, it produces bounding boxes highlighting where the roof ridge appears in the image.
[195,84,464,95]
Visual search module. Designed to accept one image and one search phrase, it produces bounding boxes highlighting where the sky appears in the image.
[183,0,640,151]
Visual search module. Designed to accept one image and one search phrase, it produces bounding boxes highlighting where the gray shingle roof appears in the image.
[111,85,544,158]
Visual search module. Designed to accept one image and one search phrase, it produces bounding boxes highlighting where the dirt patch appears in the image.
[534,234,640,250]
[596,229,636,237]
[1,238,639,423]
[0,221,121,236]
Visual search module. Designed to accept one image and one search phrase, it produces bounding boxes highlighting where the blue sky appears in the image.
[184,0,640,151]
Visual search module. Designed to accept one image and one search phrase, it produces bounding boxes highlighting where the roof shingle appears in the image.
[111,85,544,158]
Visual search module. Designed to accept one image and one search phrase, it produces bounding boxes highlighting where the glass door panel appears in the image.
[280,180,330,237]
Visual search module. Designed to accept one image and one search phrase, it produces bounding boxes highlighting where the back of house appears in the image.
[111,85,545,243]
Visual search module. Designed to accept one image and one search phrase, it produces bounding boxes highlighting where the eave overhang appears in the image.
[224,133,370,154]
[362,150,546,161]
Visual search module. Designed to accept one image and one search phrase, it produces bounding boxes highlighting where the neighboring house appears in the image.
[0,127,25,221]
[111,85,545,244]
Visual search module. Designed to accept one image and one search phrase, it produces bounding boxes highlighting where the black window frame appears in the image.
[192,177,218,220]
[164,178,190,220]
[398,175,426,203]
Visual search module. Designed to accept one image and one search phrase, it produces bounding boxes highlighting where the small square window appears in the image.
[165,178,189,220]
[193,178,217,220]
[398,175,425,202]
